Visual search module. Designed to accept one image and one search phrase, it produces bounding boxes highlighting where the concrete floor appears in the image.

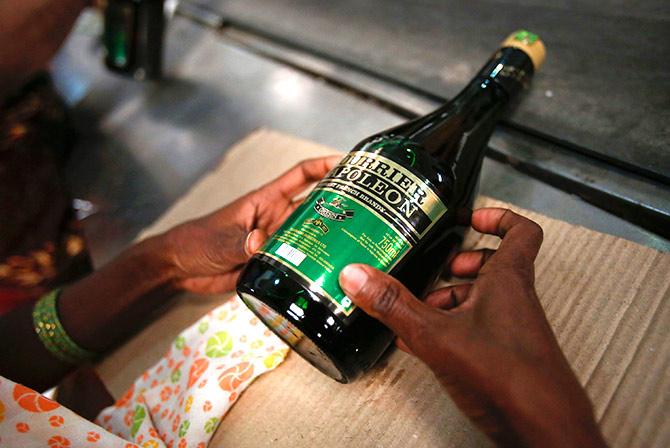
[53,12,668,266]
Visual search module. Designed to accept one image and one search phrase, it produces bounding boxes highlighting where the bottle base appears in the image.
[237,256,394,383]
[239,292,348,383]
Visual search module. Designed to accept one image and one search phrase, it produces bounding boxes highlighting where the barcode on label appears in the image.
[275,243,306,266]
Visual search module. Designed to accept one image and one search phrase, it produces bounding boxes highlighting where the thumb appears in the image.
[244,229,268,256]
[222,229,266,268]
[339,264,435,348]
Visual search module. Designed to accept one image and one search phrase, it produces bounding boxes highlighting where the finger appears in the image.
[471,208,544,264]
[339,264,437,347]
[245,229,268,255]
[425,283,472,310]
[395,337,413,354]
[449,249,496,278]
[213,225,257,267]
[266,156,341,199]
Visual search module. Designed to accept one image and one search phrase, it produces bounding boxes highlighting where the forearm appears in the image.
[58,236,177,351]
[496,360,608,448]
[0,236,178,391]
[0,0,88,99]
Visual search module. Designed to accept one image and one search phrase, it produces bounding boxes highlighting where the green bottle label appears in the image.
[259,151,447,316]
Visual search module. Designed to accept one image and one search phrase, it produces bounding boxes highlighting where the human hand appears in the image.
[339,208,607,448]
[163,156,340,294]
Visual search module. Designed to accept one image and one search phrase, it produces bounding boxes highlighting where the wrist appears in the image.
[57,235,181,353]
[128,235,181,286]
[499,367,607,448]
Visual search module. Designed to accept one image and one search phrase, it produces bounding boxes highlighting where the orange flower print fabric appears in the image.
[95,295,289,446]
[13,384,60,413]
[0,295,288,447]
[0,378,134,447]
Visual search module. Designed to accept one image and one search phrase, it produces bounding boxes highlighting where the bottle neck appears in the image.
[478,46,535,97]
[394,47,534,159]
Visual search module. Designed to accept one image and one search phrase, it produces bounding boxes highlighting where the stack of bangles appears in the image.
[32,289,98,364]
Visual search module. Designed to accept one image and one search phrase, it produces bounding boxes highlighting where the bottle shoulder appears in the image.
[353,134,454,201]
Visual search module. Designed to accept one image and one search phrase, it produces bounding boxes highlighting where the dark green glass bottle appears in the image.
[237,31,545,382]
[103,0,164,80]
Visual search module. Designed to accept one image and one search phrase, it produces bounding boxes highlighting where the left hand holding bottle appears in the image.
[163,156,340,294]
[0,155,339,390]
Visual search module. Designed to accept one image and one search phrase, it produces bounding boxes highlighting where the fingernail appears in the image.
[243,231,253,256]
[244,230,263,256]
[340,265,368,295]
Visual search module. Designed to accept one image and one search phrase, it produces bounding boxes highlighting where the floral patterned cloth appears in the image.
[0,295,289,447]
[0,377,132,447]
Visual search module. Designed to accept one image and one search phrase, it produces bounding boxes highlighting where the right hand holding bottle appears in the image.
[339,208,607,448]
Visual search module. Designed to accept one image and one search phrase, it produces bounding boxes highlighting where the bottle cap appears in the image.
[500,30,546,70]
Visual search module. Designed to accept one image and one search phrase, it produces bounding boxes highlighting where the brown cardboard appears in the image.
[96,129,670,447]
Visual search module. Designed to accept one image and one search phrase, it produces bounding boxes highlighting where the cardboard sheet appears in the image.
[96,129,670,447]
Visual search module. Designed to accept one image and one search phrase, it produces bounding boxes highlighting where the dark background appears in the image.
[205,0,670,183]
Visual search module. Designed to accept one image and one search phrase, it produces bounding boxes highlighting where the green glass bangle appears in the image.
[32,289,98,364]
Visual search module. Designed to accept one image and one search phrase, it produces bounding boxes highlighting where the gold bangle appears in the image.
[32,289,97,364]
